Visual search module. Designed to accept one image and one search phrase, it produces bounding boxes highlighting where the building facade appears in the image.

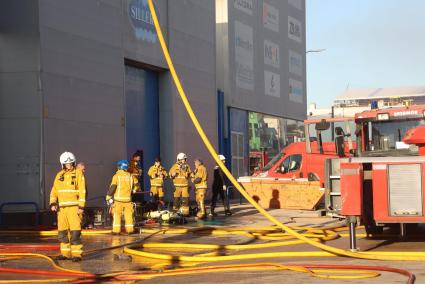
[216,0,306,176]
[0,0,306,210]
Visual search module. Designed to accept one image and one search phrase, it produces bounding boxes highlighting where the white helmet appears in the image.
[60,152,76,165]
[177,152,187,161]
[218,154,226,161]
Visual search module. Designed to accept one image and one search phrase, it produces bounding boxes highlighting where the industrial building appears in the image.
[0,0,306,211]
[309,86,425,118]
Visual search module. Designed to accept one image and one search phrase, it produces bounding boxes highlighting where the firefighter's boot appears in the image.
[173,197,180,211]
[158,197,165,211]
[196,200,206,219]
[209,206,216,217]
[181,197,190,216]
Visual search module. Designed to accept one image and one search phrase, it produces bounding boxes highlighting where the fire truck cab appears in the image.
[254,117,354,187]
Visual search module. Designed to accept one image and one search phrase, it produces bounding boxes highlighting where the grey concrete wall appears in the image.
[0,0,42,209]
[38,0,126,207]
[1,0,217,208]
[218,0,306,121]
[163,0,217,199]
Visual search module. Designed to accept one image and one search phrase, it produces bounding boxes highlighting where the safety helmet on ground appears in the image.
[117,160,129,170]
[218,154,226,161]
[176,152,187,161]
[60,152,76,165]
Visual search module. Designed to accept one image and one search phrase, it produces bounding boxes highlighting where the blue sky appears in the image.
[306,0,425,107]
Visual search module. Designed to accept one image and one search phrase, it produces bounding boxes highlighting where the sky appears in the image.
[306,0,425,107]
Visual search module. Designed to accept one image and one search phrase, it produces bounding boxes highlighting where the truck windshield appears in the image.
[262,152,284,171]
[364,119,425,151]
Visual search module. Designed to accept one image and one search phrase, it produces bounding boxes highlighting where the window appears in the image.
[231,131,245,178]
[276,154,302,174]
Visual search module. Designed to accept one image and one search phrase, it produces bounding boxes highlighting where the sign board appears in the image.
[263,2,279,32]
[289,50,303,76]
[264,40,280,69]
[235,21,254,91]
[289,78,303,103]
[265,70,280,97]
[128,0,158,43]
[233,0,253,15]
[288,16,302,43]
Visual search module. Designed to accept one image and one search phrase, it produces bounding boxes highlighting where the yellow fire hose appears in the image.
[146,0,425,262]
[0,230,112,237]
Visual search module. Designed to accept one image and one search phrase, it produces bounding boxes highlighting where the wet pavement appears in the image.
[1,204,425,283]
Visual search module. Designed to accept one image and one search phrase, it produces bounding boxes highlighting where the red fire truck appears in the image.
[336,104,425,249]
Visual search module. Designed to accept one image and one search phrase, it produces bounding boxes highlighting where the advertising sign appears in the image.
[235,21,254,91]
[234,0,253,15]
[289,78,303,103]
[264,40,280,69]
[265,70,280,97]
[263,2,279,32]
[288,16,302,43]
[289,50,303,76]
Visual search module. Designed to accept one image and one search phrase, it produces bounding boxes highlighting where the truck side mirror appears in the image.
[315,120,331,131]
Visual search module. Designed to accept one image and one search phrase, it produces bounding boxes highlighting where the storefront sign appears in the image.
[129,0,158,43]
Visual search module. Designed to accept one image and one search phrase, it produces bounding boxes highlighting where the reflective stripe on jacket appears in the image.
[169,162,191,187]
[148,164,168,187]
[192,164,208,189]
[50,168,86,208]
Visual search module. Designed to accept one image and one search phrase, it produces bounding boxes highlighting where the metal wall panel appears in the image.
[0,0,42,209]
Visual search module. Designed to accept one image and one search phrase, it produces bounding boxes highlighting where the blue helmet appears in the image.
[117,160,129,170]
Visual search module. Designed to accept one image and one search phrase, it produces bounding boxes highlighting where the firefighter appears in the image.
[169,153,192,216]
[128,152,143,188]
[191,158,208,219]
[106,160,139,235]
[147,157,168,209]
[50,152,86,262]
[210,155,232,217]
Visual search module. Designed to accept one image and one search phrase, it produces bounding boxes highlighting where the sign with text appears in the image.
[264,40,280,69]
[128,0,158,43]
[235,21,254,91]
[263,2,279,32]
[289,78,303,103]
[234,0,253,15]
[288,16,302,43]
[289,50,303,76]
[265,70,280,97]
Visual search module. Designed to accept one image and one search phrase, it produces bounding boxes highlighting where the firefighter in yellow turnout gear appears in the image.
[192,158,208,219]
[169,153,192,216]
[106,160,139,234]
[148,157,168,209]
[50,152,86,262]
